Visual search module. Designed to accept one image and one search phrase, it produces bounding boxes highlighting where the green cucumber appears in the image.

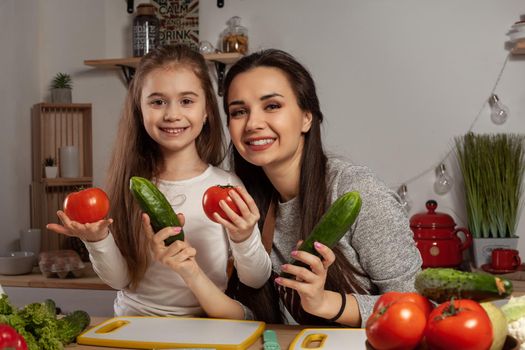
[415,268,513,303]
[129,176,184,245]
[281,191,362,278]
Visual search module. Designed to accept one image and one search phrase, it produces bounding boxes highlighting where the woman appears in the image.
[223,49,422,327]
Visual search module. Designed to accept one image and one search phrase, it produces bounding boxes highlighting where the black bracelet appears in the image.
[326,290,346,323]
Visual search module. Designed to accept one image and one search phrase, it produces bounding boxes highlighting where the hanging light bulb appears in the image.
[434,163,454,195]
[396,184,412,212]
[489,94,509,125]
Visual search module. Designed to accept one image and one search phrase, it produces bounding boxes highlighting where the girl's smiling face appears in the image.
[140,66,207,156]
[227,66,312,171]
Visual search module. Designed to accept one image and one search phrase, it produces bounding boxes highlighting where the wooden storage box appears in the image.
[30,103,93,252]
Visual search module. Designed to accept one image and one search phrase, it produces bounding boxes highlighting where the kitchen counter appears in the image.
[0,263,113,290]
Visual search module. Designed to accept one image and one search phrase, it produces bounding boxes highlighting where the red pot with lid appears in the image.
[410,200,472,268]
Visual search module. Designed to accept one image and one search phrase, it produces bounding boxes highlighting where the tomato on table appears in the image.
[425,299,493,350]
[0,324,28,350]
[63,187,110,224]
[202,185,241,223]
[366,301,426,350]
[373,291,433,317]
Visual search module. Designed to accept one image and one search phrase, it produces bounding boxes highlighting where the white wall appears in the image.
[2,1,525,257]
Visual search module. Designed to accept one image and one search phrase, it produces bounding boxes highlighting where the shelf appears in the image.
[43,177,93,187]
[84,52,242,68]
[511,40,525,55]
[84,52,243,95]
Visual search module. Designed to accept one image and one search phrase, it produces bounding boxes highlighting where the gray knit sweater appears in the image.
[271,157,422,327]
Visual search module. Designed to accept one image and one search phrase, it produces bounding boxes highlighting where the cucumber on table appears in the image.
[129,176,184,245]
[281,191,362,278]
[415,268,513,303]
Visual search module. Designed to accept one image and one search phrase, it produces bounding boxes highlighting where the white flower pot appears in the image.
[44,166,58,178]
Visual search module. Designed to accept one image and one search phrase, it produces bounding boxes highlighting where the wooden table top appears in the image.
[0,263,113,290]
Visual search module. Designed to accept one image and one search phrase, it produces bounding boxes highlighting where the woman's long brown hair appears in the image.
[223,50,366,323]
[105,45,225,289]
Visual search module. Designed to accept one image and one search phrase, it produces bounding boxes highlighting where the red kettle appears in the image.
[410,200,472,268]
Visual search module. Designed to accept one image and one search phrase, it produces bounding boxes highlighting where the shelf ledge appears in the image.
[84,52,243,94]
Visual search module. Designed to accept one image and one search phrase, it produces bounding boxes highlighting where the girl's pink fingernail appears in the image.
[275,277,282,284]
[173,227,182,233]
[291,250,298,257]
[314,242,323,249]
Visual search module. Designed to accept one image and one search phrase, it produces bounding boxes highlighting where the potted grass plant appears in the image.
[43,156,58,178]
[455,132,525,267]
[50,72,73,104]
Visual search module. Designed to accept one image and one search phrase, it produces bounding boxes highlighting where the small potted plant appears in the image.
[455,132,525,267]
[43,156,58,178]
[50,72,73,104]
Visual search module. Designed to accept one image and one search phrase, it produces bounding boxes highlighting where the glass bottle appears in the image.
[133,4,160,57]
[221,16,248,54]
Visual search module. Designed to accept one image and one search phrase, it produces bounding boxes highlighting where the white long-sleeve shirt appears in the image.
[84,165,271,317]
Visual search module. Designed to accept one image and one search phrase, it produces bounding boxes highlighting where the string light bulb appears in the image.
[434,163,454,195]
[489,94,509,125]
[396,184,412,212]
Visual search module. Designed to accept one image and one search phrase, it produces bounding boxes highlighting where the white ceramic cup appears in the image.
[20,228,41,256]
[60,145,80,178]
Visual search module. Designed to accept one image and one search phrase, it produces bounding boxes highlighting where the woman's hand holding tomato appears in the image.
[425,299,493,350]
[46,187,112,242]
[202,185,260,243]
[366,299,427,350]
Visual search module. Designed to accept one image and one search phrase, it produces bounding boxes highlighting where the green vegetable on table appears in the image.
[415,268,513,303]
[0,293,90,350]
[281,191,362,278]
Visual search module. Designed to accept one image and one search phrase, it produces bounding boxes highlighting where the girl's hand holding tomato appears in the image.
[202,185,260,243]
[63,187,110,224]
[46,187,112,242]
[366,300,426,350]
[425,299,493,350]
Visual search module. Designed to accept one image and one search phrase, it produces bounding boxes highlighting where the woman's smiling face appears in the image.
[227,66,312,170]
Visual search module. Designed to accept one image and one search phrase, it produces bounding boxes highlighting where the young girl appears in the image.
[47,45,271,319]
[223,49,422,327]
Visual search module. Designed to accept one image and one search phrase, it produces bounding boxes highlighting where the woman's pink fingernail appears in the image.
[173,227,182,234]
[291,250,298,257]
[314,242,323,249]
[275,277,282,284]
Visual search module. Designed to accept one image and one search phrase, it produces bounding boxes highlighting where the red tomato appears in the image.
[425,299,493,350]
[374,291,434,318]
[366,301,426,350]
[202,185,241,223]
[63,187,110,224]
[0,324,28,350]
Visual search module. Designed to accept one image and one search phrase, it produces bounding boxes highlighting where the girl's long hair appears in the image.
[105,44,225,289]
[223,50,365,323]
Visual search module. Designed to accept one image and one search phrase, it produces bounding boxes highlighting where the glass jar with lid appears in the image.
[132,3,160,57]
[221,16,248,54]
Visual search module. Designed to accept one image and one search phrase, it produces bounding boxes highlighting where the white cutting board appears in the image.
[77,316,265,349]
[289,328,369,350]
